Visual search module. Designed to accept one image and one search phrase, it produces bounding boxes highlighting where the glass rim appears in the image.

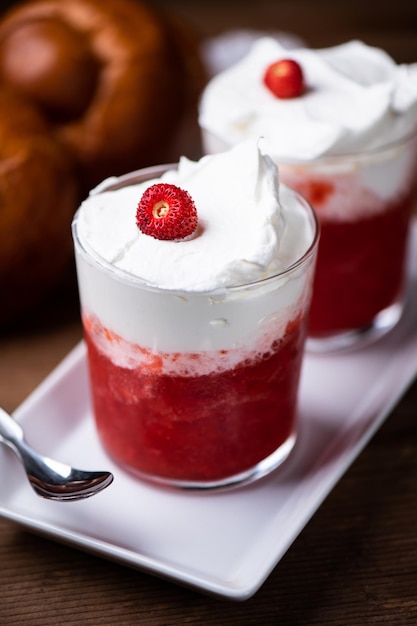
[72,163,320,297]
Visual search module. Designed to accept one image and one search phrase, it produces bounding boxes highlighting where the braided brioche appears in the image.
[0,0,198,323]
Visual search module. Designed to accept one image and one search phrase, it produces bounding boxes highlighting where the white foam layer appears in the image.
[74,241,314,357]
[278,140,417,221]
[82,294,304,375]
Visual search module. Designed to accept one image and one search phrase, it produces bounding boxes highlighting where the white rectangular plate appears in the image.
[1,221,417,601]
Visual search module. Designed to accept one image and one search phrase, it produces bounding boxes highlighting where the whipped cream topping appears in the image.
[76,139,313,292]
[199,39,417,160]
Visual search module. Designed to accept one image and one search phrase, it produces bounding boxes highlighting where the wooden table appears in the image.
[1,1,417,623]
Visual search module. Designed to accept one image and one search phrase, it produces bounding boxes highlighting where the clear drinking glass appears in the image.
[72,165,319,489]
[203,130,417,352]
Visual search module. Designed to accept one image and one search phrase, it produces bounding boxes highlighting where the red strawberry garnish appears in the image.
[136,183,198,241]
[263,59,304,99]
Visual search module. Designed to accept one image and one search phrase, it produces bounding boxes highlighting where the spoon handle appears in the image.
[0,407,65,475]
[0,407,41,474]
[0,407,24,445]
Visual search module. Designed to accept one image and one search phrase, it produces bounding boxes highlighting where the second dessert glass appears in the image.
[203,129,417,352]
[199,38,417,351]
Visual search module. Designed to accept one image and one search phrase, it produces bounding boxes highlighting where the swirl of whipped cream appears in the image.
[76,138,313,292]
[199,39,417,160]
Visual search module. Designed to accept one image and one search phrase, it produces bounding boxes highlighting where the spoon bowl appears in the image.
[0,406,113,501]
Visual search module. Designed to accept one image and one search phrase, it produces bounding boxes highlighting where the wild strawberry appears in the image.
[136,183,198,241]
[263,59,304,99]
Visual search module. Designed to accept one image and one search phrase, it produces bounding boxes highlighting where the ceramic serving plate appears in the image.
[1,222,417,601]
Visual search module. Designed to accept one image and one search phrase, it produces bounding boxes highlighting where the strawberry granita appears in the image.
[83,309,306,483]
[72,142,319,487]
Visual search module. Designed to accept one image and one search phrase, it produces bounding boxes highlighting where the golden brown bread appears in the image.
[0,0,193,190]
[0,89,79,323]
[0,0,202,324]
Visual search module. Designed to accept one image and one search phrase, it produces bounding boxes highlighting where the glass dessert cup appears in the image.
[72,165,319,489]
[203,130,417,353]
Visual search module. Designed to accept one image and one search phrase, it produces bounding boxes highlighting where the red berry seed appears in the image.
[263,59,304,99]
[136,183,198,241]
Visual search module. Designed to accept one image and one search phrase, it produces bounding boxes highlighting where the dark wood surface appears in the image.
[1,1,417,623]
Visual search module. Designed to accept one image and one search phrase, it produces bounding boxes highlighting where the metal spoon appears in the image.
[0,406,113,501]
